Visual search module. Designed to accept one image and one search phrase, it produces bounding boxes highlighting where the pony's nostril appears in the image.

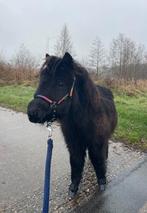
[28,109,38,122]
[33,111,38,118]
[28,108,46,123]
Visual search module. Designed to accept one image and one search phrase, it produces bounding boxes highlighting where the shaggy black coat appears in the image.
[27,52,117,197]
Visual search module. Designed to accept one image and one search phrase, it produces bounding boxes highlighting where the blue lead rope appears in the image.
[43,138,53,213]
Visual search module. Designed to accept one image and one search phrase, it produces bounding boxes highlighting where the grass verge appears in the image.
[0,85,34,113]
[0,84,147,151]
[113,92,147,151]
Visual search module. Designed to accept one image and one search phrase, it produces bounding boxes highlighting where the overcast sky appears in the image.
[0,0,147,60]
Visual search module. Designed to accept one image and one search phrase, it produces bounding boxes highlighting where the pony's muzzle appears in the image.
[27,99,49,123]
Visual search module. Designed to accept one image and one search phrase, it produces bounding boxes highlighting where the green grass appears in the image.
[0,84,147,151]
[0,85,35,113]
[113,93,147,151]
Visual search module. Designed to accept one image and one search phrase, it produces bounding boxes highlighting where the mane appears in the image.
[72,60,100,119]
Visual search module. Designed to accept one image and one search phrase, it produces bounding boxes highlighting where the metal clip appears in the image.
[46,122,52,138]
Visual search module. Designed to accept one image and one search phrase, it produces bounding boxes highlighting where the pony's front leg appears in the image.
[68,145,86,198]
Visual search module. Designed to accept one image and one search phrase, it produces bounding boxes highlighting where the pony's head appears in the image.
[27,52,75,124]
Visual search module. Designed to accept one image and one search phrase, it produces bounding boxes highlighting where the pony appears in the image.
[27,52,117,198]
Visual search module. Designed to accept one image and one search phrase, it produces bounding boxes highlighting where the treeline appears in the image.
[86,34,147,81]
[108,34,147,80]
[0,25,147,84]
[0,45,37,84]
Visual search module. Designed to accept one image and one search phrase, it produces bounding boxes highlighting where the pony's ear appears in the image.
[45,53,50,59]
[45,53,51,64]
[62,52,73,66]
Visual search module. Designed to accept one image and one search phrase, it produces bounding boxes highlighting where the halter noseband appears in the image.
[35,77,76,121]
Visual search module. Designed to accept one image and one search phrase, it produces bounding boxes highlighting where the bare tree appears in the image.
[109,34,146,80]
[109,34,124,78]
[54,24,73,57]
[13,44,37,81]
[89,37,105,77]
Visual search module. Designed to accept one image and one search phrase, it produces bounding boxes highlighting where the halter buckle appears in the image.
[50,102,57,109]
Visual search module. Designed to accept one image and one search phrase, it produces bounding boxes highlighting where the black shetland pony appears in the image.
[27,52,117,198]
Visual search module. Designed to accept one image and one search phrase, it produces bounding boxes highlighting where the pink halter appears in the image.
[36,77,75,106]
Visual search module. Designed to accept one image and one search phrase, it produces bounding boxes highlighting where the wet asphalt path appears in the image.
[76,159,147,213]
[0,107,146,213]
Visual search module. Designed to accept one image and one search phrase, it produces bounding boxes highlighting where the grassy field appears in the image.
[0,84,147,151]
[114,93,147,151]
[0,85,34,112]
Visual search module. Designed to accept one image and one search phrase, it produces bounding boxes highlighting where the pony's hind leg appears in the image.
[88,137,107,191]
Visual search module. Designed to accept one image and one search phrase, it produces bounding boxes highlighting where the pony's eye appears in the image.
[58,81,64,87]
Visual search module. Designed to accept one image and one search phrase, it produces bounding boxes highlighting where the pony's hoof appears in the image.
[98,178,106,192]
[99,184,106,192]
[68,190,77,199]
[68,183,78,199]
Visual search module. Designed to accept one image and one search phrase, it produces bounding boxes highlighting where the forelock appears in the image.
[41,56,61,74]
